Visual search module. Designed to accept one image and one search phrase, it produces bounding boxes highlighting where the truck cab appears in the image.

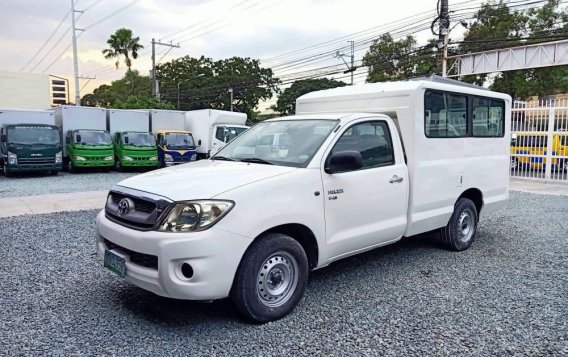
[65,129,114,172]
[113,131,158,170]
[1,124,62,176]
[209,125,248,157]
[155,130,197,167]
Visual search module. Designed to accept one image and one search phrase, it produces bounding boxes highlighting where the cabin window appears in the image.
[425,91,468,137]
[473,97,505,137]
[332,121,394,169]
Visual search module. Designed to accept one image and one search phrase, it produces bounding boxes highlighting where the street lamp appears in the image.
[228,88,234,112]
[177,73,205,110]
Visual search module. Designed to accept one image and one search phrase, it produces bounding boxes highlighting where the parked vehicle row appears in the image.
[510,132,568,171]
[0,107,248,176]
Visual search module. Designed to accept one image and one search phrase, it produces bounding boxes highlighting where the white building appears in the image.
[0,71,69,109]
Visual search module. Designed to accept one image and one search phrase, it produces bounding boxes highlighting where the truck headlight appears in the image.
[55,151,62,164]
[104,156,114,161]
[158,200,234,232]
[164,154,173,162]
[75,156,86,161]
[123,156,134,161]
[8,152,17,165]
[149,156,158,161]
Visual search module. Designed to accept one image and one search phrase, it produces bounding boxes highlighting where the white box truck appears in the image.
[184,109,248,159]
[54,106,114,172]
[0,109,62,176]
[107,109,150,135]
[95,78,511,323]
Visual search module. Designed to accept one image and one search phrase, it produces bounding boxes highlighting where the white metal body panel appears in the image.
[296,80,512,237]
[0,71,51,110]
[150,110,186,133]
[53,105,107,157]
[0,108,55,126]
[184,109,247,155]
[107,109,150,135]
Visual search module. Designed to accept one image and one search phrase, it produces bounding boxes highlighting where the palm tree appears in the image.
[102,28,144,71]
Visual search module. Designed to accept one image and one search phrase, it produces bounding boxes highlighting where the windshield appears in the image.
[7,126,60,145]
[214,119,337,167]
[76,130,112,145]
[165,133,195,149]
[123,132,156,147]
[216,126,248,143]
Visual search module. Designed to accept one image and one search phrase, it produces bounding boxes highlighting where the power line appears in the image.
[81,0,142,31]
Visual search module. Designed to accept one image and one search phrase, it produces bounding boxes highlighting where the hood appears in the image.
[116,160,297,200]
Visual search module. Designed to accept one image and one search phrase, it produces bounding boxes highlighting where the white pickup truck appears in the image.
[96,78,511,322]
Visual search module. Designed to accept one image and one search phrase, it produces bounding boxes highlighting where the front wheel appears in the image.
[2,163,11,177]
[67,160,76,173]
[439,198,478,251]
[231,233,309,323]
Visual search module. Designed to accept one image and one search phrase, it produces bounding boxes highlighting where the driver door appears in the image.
[321,119,408,260]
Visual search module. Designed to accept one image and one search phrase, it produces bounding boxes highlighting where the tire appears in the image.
[2,163,11,177]
[231,233,309,323]
[439,198,478,251]
[114,159,122,172]
[67,160,76,173]
[49,170,59,176]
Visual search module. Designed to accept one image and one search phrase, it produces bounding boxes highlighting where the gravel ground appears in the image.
[0,191,566,356]
[0,171,138,198]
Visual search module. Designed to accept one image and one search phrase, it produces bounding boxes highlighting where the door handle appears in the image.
[389,175,404,184]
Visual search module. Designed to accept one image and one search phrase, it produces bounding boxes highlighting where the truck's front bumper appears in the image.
[7,163,62,172]
[95,210,252,300]
[121,160,159,168]
[74,160,114,167]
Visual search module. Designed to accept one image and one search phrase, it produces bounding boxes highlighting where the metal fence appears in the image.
[510,98,568,182]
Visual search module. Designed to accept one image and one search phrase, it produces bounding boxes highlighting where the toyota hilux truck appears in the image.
[96,77,511,322]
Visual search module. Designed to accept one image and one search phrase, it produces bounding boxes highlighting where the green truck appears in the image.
[108,109,158,170]
[0,109,62,176]
[54,106,114,172]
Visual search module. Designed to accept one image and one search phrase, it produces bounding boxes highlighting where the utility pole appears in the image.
[70,0,81,105]
[439,0,450,77]
[228,88,234,111]
[151,38,180,100]
[349,40,355,85]
[334,41,357,85]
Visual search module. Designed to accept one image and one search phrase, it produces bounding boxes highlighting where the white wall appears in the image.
[0,71,51,109]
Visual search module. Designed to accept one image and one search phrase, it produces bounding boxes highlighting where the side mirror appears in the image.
[0,134,6,142]
[66,137,70,144]
[124,136,129,144]
[76,135,81,143]
[198,139,202,146]
[325,151,363,174]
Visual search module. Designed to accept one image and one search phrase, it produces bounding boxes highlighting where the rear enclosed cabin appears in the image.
[296,78,512,236]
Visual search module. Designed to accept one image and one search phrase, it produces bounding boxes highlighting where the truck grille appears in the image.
[18,157,55,164]
[105,188,172,231]
[104,239,158,270]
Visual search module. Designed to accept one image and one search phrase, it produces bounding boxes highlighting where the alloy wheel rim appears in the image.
[256,251,298,308]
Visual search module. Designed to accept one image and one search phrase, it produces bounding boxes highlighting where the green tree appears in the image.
[271,78,347,115]
[114,95,175,110]
[102,28,144,71]
[363,34,438,83]
[82,70,163,109]
[157,56,280,118]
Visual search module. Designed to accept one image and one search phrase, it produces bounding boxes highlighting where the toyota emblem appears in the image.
[117,198,131,216]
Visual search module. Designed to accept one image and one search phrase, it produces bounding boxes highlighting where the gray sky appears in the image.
[0,0,484,101]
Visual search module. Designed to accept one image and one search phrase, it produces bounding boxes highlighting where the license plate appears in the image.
[104,250,126,278]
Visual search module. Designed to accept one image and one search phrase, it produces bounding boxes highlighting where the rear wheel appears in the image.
[231,233,309,323]
[439,198,478,251]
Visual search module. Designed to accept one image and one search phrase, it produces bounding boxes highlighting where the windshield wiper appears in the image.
[211,156,236,161]
[240,157,274,165]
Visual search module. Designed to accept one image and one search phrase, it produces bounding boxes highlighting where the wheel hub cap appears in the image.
[257,252,298,308]
[458,209,474,242]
